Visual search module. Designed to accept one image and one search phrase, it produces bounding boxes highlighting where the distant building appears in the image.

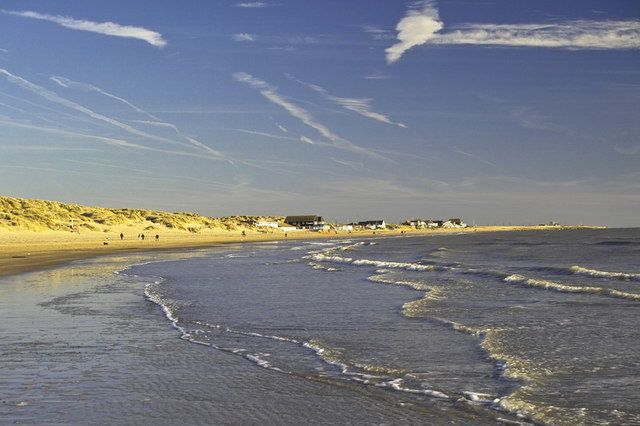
[442,218,467,228]
[254,220,279,228]
[337,224,353,231]
[405,219,427,228]
[285,215,325,229]
[358,220,386,229]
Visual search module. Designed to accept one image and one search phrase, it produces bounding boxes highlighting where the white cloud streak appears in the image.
[233,33,256,42]
[453,146,496,167]
[2,10,167,48]
[299,135,315,145]
[234,2,267,8]
[614,144,640,156]
[386,1,640,63]
[300,80,406,128]
[232,128,297,141]
[50,75,161,121]
[0,116,146,149]
[50,76,224,157]
[0,69,222,158]
[233,72,387,159]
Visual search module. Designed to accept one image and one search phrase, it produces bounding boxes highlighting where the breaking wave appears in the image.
[306,252,442,272]
[570,265,640,281]
[505,274,640,301]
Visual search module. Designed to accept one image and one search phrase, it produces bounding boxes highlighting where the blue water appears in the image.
[130,228,640,425]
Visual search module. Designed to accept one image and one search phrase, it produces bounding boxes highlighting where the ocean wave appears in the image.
[505,274,640,301]
[366,274,445,319]
[353,259,438,271]
[383,378,449,399]
[308,262,340,272]
[305,252,442,272]
[570,265,640,281]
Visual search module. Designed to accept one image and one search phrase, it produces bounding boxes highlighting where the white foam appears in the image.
[385,378,449,399]
[306,252,439,273]
[570,265,640,281]
[462,391,496,403]
[505,274,640,302]
[353,259,437,271]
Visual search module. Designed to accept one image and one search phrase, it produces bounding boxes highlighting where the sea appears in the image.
[1,228,639,425]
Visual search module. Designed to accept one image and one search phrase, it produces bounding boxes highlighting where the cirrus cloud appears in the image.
[2,9,167,48]
[386,1,640,64]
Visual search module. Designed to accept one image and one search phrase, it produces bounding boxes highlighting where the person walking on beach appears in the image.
[141,234,145,241]
[120,233,124,240]
[155,234,159,241]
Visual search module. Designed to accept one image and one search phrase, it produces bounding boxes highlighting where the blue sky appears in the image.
[1,1,638,226]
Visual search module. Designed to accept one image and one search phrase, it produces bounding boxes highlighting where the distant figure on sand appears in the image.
[120,233,124,240]
[155,234,159,241]
[141,234,145,241]
[241,231,246,237]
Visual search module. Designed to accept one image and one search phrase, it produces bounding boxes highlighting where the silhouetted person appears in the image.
[241,231,246,237]
[155,234,159,241]
[120,233,124,240]
[141,234,145,241]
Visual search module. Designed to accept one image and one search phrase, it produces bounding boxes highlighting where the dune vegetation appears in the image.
[0,197,282,234]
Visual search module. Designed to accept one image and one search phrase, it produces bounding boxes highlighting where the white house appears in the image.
[254,220,279,228]
[358,220,386,229]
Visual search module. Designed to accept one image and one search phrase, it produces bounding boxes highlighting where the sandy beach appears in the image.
[0,224,599,278]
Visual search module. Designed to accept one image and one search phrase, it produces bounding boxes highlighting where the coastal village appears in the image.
[255,215,469,232]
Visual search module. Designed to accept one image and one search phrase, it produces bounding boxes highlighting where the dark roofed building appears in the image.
[358,220,386,229]
[285,215,324,229]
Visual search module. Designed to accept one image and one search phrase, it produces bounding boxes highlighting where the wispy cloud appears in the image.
[232,33,256,42]
[436,21,640,49]
[453,146,496,167]
[50,75,223,157]
[234,2,267,8]
[295,79,406,128]
[0,47,7,54]
[361,25,395,40]
[232,128,297,141]
[50,75,161,121]
[364,73,390,80]
[614,144,640,156]
[233,72,386,159]
[2,10,167,48]
[299,135,315,145]
[331,157,365,171]
[386,1,640,63]
[1,69,222,157]
[0,116,145,149]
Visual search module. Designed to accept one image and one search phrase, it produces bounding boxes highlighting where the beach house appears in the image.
[284,215,326,230]
[358,220,386,229]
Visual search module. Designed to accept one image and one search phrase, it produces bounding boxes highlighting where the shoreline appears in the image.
[0,225,604,279]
